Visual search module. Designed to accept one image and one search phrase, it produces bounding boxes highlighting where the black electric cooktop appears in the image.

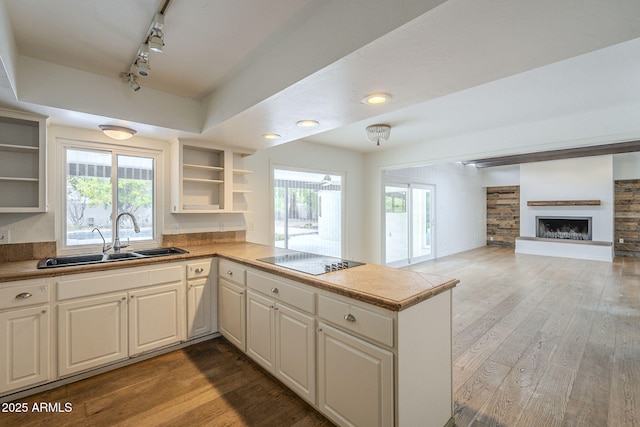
[257,252,365,275]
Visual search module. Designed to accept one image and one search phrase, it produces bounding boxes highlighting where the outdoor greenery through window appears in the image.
[65,147,155,248]
[274,168,342,257]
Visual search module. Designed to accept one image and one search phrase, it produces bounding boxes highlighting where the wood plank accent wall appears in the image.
[486,186,520,247]
[614,179,640,257]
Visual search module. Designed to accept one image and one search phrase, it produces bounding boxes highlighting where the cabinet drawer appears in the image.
[219,260,246,285]
[187,260,212,279]
[247,271,315,314]
[0,281,50,310]
[318,295,393,347]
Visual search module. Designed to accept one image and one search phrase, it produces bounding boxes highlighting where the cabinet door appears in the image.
[129,282,185,356]
[246,290,275,372]
[276,303,315,404]
[218,278,246,351]
[187,277,212,339]
[0,306,49,393]
[58,293,128,377]
[317,322,394,427]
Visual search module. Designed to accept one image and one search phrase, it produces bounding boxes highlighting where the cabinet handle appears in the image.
[271,287,279,294]
[344,313,356,322]
[41,310,47,315]
[121,297,126,301]
[16,292,32,299]
[195,267,204,274]
[227,270,233,276]
[317,328,323,333]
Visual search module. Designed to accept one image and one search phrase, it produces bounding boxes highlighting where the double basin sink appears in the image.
[37,247,189,269]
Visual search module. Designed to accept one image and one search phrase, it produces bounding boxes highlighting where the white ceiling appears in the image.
[1,0,640,156]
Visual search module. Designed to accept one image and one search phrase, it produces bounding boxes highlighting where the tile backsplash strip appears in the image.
[0,231,245,264]
[0,241,57,263]
[162,230,246,247]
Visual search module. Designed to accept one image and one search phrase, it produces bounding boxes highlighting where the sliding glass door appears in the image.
[384,183,434,266]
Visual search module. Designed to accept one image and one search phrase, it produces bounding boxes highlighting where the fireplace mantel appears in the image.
[527,200,601,207]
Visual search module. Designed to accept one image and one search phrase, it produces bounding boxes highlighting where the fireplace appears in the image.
[536,216,592,241]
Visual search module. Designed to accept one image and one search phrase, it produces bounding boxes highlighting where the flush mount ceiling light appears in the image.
[99,125,137,140]
[262,133,281,140]
[297,120,319,128]
[121,2,171,91]
[366,124,391,146]
[362,93,391,105]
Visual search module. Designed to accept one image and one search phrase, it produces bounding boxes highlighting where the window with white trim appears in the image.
[62,141,159,251]
[273,168,343,257]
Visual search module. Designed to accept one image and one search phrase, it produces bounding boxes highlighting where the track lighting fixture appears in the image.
[121,1,171,91]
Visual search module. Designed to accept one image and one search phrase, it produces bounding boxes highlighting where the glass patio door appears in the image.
[384,183,434,266]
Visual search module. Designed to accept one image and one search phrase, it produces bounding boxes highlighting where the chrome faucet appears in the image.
[113,212,141,253]
[91,227,112,253]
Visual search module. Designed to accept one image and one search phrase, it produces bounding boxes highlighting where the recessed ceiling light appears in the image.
[362,93,391,105]
[262,133,281,140]
[99,125,137,140]
[297,120,319,128]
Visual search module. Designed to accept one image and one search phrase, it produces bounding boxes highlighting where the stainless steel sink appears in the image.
[133,247,188,257]
[37,247,189,269]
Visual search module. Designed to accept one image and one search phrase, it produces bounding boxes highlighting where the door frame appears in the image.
[382,179,436,267]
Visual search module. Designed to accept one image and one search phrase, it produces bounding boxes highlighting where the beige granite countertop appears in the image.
[0,242,458,311]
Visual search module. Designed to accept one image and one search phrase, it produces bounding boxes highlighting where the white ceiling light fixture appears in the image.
[297,120,319,128]
[99,125,137,140]
[366,124,391,146]
[262,133,281,140]
[362,93,392,105]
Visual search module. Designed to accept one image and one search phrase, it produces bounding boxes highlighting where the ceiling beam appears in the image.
[462,140,640,168]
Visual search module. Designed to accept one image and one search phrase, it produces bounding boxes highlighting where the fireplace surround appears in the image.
[536,216,592,241]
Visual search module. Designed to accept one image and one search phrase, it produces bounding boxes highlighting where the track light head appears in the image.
[134,57,150,77]
[127,73,140,92]
[149,29,164,53]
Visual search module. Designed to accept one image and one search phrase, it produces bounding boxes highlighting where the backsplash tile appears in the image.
[0,241,57,263]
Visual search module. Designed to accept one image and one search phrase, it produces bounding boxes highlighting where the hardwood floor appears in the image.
[4,247,639,426]
[3,338,332,426]
[408,246,640,427]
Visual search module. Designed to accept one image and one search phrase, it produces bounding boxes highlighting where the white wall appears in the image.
[0,124,246,246]
[243,140,365,260]
[519,155,614,242]
[384,162,486,261]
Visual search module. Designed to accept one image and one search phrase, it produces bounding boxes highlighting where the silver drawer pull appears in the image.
[271,287,279,294]
[16,292,32,299]
[344,313,356,322]
[227,270,233,276]
[194,267,204,274]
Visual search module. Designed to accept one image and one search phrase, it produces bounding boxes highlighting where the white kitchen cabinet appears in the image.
[0,109,47,213]
[245,271,316,404]
[128,282,185,356]
[171,140,253,213]
[246,290,316,404]
[246,290,275,370]
[57,292,128,377]
[0,278,50,394]
[218,278,246,351]
[317,322,394,427]
[186,259,215,339]
[274,300,315,404]
[56,263,186,377]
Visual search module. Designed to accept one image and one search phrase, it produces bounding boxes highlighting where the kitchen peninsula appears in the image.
[0,240,458,427]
